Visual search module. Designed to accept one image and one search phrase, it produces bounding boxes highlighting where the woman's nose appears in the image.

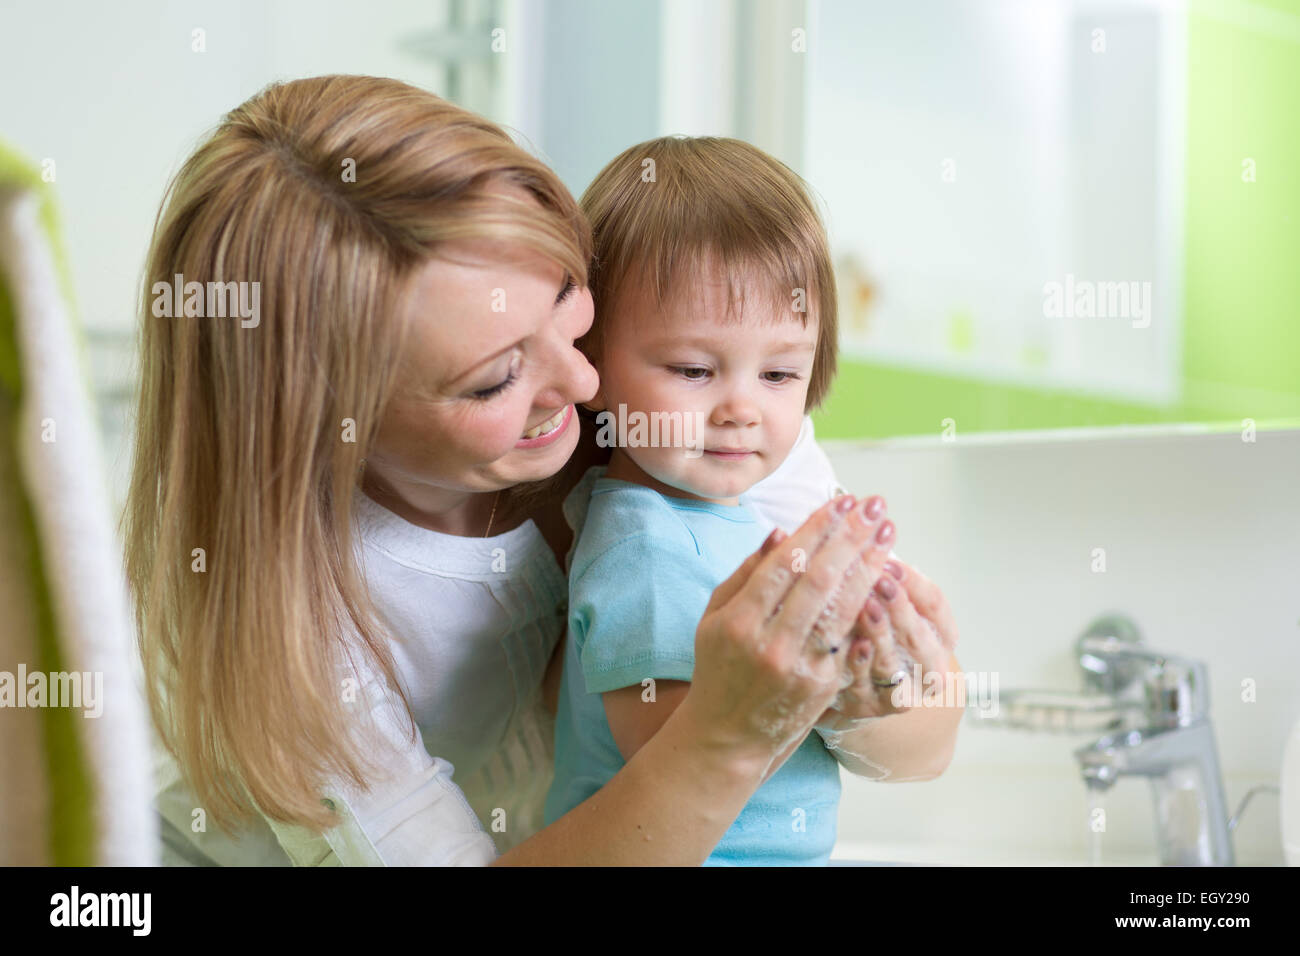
[564,349,600,406]
[535,325,599,409]
[568,287,595,340]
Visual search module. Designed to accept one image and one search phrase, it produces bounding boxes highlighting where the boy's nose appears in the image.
[711,392,761,428]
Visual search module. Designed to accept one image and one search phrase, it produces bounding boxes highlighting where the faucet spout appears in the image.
[977,615,1236,865]
[1074,722,1234,865]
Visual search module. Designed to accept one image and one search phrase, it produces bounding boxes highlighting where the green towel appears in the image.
[0,139,96,865]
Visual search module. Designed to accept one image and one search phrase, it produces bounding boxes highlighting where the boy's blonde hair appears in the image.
[578,135,838,410]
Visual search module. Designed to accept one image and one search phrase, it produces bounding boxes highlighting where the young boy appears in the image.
[542,136,893,865]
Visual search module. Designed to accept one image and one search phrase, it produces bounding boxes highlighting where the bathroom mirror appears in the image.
[801,0,1299,441]
[521,0,1300,441]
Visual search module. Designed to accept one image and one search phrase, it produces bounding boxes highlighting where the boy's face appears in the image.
[590,267,818,505]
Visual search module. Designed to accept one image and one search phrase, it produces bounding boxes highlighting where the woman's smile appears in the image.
[516,403,574,448]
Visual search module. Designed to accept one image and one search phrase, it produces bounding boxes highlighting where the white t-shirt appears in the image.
[154,415,847,865]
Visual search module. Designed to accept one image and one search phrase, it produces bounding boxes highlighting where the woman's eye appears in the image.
[555,275,577,304]
[669,366,710,381]
[472,369,518,400]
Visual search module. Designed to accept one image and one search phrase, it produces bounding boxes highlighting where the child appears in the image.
[542,136,889,865]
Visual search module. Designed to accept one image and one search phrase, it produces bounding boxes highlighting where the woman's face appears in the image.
[363,236,599,517]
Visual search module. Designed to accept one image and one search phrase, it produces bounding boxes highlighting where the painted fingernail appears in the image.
[874,520,895,547]
[884,560,904,580]
[835,494,857,516]
[864,496,885,520]
[876,576,898,601]
[865,597,883,623]
[852,498,869,524]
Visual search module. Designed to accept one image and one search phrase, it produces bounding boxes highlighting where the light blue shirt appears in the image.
[543,466,841,865]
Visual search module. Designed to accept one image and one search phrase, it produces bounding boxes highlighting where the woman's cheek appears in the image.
[478,396,531,457]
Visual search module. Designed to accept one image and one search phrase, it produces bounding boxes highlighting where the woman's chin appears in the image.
[502,428,579,481]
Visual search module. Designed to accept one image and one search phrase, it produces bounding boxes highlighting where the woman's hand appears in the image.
[819,558,962,728]
[677,493,896,776]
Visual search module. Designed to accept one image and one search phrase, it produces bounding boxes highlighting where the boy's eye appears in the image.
[669,366,710,381]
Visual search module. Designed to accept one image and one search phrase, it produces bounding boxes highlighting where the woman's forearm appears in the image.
[492,696,769,866]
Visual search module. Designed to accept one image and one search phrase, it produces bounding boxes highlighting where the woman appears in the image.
[129,75,961,866]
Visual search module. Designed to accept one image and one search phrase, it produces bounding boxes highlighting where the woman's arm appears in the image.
[261,666,502,866]
[493,691,771,865]
[603,681,804,783]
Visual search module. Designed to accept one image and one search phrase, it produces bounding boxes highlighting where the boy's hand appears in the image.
[816,559,962,731]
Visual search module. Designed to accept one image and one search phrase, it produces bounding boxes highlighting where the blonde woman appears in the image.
[127,75,962,866]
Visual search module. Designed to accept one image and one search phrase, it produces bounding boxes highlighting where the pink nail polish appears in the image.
[884,560,904,581]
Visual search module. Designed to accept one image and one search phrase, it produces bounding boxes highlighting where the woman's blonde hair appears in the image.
[578,135,838,410]
[124,75,590,833]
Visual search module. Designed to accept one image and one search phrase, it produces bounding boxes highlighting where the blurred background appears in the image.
[2,0,1297,867]
[1,0,1297,511]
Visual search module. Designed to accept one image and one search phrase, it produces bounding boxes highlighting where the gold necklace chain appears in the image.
[484,489,501,538]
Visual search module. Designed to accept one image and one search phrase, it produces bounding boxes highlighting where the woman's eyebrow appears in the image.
[446,338,524,388]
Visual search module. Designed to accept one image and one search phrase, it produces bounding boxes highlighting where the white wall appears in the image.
[0,0,455,507]
[824,424,1300,865]
[0,0,447,335]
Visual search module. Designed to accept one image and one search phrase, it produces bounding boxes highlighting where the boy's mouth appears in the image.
[703,448,754,460]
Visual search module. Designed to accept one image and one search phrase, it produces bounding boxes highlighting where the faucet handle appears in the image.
[1075,614,1147,694]
[1144,657,1211,728]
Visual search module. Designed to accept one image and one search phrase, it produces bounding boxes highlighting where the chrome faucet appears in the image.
[978,614,1234,866]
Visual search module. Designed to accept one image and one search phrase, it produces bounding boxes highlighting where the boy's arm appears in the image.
[604,680,805,780]
[817,651,963,781]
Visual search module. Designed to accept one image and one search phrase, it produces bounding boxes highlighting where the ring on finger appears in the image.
[871,668,908,688]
